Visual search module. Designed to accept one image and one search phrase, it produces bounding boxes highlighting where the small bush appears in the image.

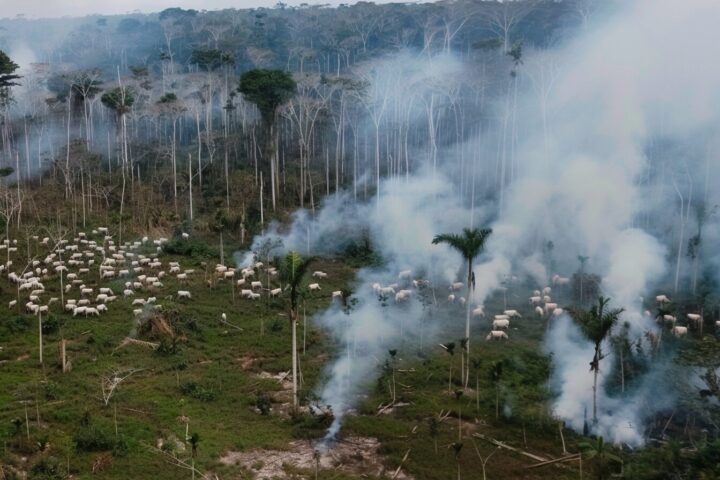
[163,238,216,259]
[73,426,115,452]
[255,393,271,415]
[41,316,63,335]
[179,381,217,402]
[2,316,31,335]
[29,457,65,480]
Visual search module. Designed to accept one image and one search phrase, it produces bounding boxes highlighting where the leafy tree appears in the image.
[190,49,234,71]
[101,87,135,115]
[568,297,624,424]
[432,227,493,388]
[238,69,296,129]
[238,69,296,208]
[279,251,312,407]
[0,50,20,109]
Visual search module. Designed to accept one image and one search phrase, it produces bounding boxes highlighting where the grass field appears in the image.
[0,232,673,479]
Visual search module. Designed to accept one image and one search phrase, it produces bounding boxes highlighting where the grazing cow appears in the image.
[133,309,143,317]
[529,296,542,305]
[472,306,485,317]
[671,326,687,337]
[450,282,464,291]
[535,306,545,316]
[270,288,282,297]
[123,289,134,297]
[663,315,677,326]
[492,318,510,329]
[240,289,253,298]
[398,270,412,280]
[656,295,670,304]
[249,293,261,300]
[392,289,409,300]
[503,309,522,318]
[552,274,570,285]
[544,303,558,313]
[309,283,321,291]
[312,271,328,279]
[687,313,702,323]
[177,290,192,299]
[552,308,564,317]
[448,294,455,302]
[251,281,263,290]
[236,278,246,287]
[379,286,395,296]
[486,330,509,341]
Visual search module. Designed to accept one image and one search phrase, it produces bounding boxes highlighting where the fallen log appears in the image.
[472,433,549,463]
[526,454,581,469]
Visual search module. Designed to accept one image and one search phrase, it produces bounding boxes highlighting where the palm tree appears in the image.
[432,228,493,388]
[578,436,622,480]
[189,432,200,480]
[440,342,456,394]
[489,361,503,420]
[279,251,312,408]
[451,442,463,480]
[568,297,624,424]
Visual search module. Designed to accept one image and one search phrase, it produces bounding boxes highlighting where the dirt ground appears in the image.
[220,435,412,479]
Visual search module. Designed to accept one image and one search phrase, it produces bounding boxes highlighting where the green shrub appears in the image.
[1,316,31,335]
[73,426,115,452]
[179,381,217,402]
[29,457,65,480]
[163,238,216,259]
[255,393,271,415]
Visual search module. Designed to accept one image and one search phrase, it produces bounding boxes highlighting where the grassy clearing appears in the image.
[1,233,708,479]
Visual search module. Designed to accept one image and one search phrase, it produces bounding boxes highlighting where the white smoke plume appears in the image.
[237,0,720,446]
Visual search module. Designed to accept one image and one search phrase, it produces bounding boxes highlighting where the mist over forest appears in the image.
[1,1,720,479]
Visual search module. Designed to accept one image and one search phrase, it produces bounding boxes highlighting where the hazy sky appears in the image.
[1,0,409,20]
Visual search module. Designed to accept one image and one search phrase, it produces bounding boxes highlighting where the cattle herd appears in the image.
[4,231,708,346]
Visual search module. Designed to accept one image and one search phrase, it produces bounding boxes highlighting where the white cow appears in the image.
[395,289,411,301]
[486,330,509,341]
[333,290,344,300]
[251,281,263,290]
[177,290,192,299]
[270,288,282,297]
[450,282,464,291]
[656,295,671,304]
[472,306,485,318]
[503,309,522,318]
[671,326,688,337]
[398,269,412,280]
[312,271,328,279]
[529,296,542,305]
[240,289,253,298]
[492,318,510,329]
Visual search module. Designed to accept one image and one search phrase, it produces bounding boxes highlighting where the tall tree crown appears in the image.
[569,296,624,348]
[238,69,297,126]
[432,227,493,262]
